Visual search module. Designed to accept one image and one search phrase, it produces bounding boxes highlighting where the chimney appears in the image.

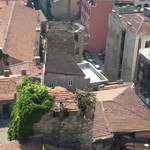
[4,70,10,77]
[21,70,26,76]
[33,56,41,65]
[144,7,150,17]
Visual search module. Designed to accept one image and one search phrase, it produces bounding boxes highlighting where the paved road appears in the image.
[0,119,10,144]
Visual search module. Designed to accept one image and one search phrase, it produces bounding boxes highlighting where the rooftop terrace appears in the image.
[78,62,108,84]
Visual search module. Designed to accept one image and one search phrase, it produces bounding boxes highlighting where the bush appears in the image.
[75,89,96,113]
[8,76,54,143]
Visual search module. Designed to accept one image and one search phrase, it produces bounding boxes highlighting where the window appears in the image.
[68,80,73,86]
[49,83,55,88]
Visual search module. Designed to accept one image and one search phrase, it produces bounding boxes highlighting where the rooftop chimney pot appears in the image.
[21,70,26,76]
[4,70,10,77]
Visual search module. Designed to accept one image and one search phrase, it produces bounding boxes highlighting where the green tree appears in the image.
[8,76,54,143]
[75,89,96,114]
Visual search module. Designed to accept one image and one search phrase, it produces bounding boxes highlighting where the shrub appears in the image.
[75,89,96,113]
[8,76,54,143]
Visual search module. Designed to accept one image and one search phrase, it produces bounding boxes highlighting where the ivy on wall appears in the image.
[75,89,96,114]
[8,76,54,143]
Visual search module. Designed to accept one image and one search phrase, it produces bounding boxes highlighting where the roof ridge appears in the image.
[136,16,144,34]
[3,1,15,50]
[100,101,112,133]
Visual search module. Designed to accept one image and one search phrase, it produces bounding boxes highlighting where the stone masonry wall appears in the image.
[33,103,95,150]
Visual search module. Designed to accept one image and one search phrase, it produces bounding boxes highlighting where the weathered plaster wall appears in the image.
[44,73,90,91]
[81,0,113,52]
[121,31,137,81]
[104,12,124,81]
[46,22,85,62]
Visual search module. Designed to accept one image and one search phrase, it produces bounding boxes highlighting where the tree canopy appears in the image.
[8,76,54,143]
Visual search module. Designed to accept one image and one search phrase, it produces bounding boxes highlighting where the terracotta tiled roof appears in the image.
[0,75,21,101]
[45,53,85,76]
[1,0,39,61]
[48,87,79,112]
[103,100,150,133]
[93,85,150,140]
[93,102,112,139]
[0,1,13,48]
[94,82,132,101]
[121,13,150,35]
[114,87,150,121]
[9,62,43,78]
[0,61,44,101]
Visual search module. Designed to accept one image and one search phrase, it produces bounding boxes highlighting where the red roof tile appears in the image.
[0,1,13,48]
[2,0,39,61]
[121,13,150,35]
[48,87,79,112]
[93,102,112,139]
[93,85,150,140]
[0,75,21,101]
[9,62,43,78]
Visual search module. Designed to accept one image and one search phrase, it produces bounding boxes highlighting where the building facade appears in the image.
[81,0,113,53]
[104,8,150,82]
[136,48,150,106]
[44,53,90,91]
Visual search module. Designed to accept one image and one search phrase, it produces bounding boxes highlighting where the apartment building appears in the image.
[136,48,150,106]
[81,0,113,52]
[104,7,150,82]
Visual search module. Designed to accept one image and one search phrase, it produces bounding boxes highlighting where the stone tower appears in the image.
[33,87,95,150]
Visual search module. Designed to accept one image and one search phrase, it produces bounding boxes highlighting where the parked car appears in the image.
[83,50,93,60]
[91,60,97,65]
[97,50,105,60]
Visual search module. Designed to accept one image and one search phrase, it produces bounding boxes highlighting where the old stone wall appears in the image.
[50,0,80,20]
[46,22,85,63]
[33,103,95,150]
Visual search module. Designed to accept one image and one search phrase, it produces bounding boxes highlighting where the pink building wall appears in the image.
[81,0,113,53]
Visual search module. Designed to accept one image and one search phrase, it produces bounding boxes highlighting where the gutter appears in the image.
[92,134,114,144]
